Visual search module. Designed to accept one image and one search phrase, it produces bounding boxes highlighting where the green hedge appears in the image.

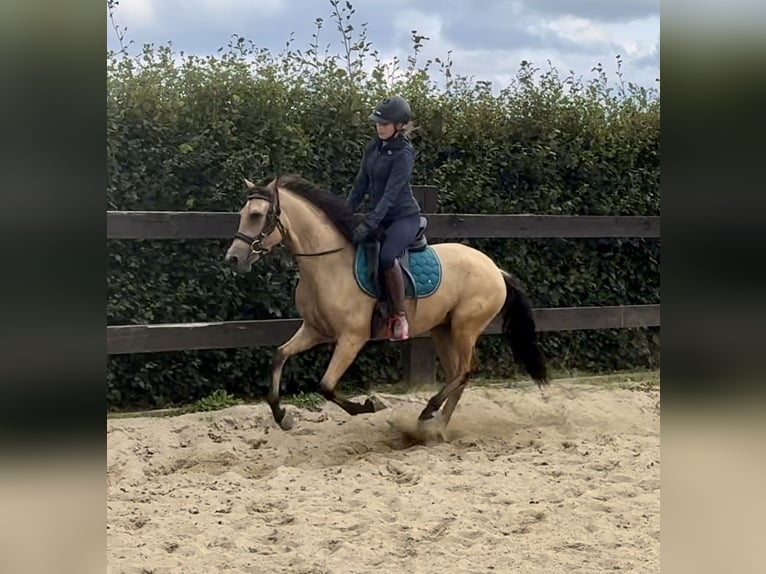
[107,3,659,410]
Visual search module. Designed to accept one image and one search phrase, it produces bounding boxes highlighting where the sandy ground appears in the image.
[107,380,660,574]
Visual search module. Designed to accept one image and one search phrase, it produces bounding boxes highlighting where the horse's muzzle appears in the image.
[224,250,254,274]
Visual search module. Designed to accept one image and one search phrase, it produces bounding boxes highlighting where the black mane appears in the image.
[273,174,358,241]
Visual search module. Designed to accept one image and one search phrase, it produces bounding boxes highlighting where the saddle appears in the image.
[361,216,430,337]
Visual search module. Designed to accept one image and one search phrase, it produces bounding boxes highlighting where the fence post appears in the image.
[401,186,439,387]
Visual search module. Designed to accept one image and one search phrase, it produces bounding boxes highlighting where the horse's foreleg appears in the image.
[318,336,382,416]
[269,323,325,429]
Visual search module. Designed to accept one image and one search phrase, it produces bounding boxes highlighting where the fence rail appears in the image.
[107,304,660,356]
[107,186,660,385]
[107,211,659,240]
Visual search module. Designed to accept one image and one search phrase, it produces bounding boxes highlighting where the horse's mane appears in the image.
[269,174,357,242]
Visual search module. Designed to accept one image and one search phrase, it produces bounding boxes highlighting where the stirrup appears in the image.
[387,313,409,341]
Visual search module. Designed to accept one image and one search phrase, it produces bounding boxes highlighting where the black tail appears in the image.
[500,270,549,387]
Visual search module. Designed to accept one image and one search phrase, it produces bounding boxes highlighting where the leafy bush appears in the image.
[106,0,659,410]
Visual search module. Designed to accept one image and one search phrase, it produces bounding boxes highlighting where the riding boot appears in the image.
[383,261,409,341]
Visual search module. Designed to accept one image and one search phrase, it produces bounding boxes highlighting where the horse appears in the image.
[223,174,548,435]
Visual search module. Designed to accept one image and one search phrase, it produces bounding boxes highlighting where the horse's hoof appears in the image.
[365,395,388,412]
[416,411,445,439]
[278,412,294,431]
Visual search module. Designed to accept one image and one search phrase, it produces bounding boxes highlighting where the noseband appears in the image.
[234,187,345,258]
[233,189,286,256]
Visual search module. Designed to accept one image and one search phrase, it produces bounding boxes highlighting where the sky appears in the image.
[107,0,660,93]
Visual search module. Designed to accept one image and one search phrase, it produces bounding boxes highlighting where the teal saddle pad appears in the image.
[354,244,442,299]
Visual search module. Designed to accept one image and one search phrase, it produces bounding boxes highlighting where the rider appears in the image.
[347,95,422,341]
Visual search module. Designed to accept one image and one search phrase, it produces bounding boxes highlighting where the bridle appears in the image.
[233,186,346,258]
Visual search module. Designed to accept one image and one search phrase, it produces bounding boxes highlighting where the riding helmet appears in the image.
[369,95,412,124]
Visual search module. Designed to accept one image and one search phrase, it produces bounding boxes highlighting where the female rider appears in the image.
[347,95,422,341]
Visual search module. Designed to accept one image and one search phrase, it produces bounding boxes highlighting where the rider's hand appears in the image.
[352,222,373,245]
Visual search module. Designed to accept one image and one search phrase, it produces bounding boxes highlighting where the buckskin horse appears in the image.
[224,175,548,435]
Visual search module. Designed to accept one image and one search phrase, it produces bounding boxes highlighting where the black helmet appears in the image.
[369,95,411,124]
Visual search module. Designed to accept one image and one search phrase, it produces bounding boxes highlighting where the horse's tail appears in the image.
[500,269,549,387]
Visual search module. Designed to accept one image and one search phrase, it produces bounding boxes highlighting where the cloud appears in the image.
[537,15,611,46]
[114,0,157,28]
[380,4,658,90]
[525,0,660,23]
[106,0,659,90]
[198,0,285,15]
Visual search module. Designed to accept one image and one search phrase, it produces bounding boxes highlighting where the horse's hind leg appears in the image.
[413,326,459,432]
[431,324,459,382]
[440,333,480,427]
[418,372,470,422]
[318,335,385,416]
[440,380,468,428]
[418,325,479,430]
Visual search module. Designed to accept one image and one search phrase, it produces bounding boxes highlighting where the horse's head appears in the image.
[224,178,286,274]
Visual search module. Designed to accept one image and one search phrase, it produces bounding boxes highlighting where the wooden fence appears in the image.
[107,186,660,385]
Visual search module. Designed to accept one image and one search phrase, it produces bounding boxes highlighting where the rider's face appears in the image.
[376,121,397,140]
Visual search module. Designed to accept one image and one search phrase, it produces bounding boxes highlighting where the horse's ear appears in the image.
[244,178,256,189]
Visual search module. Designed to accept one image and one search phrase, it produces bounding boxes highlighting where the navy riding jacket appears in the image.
[347,135,421,229]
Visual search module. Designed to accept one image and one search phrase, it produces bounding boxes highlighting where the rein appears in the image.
[234,188,346,258]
